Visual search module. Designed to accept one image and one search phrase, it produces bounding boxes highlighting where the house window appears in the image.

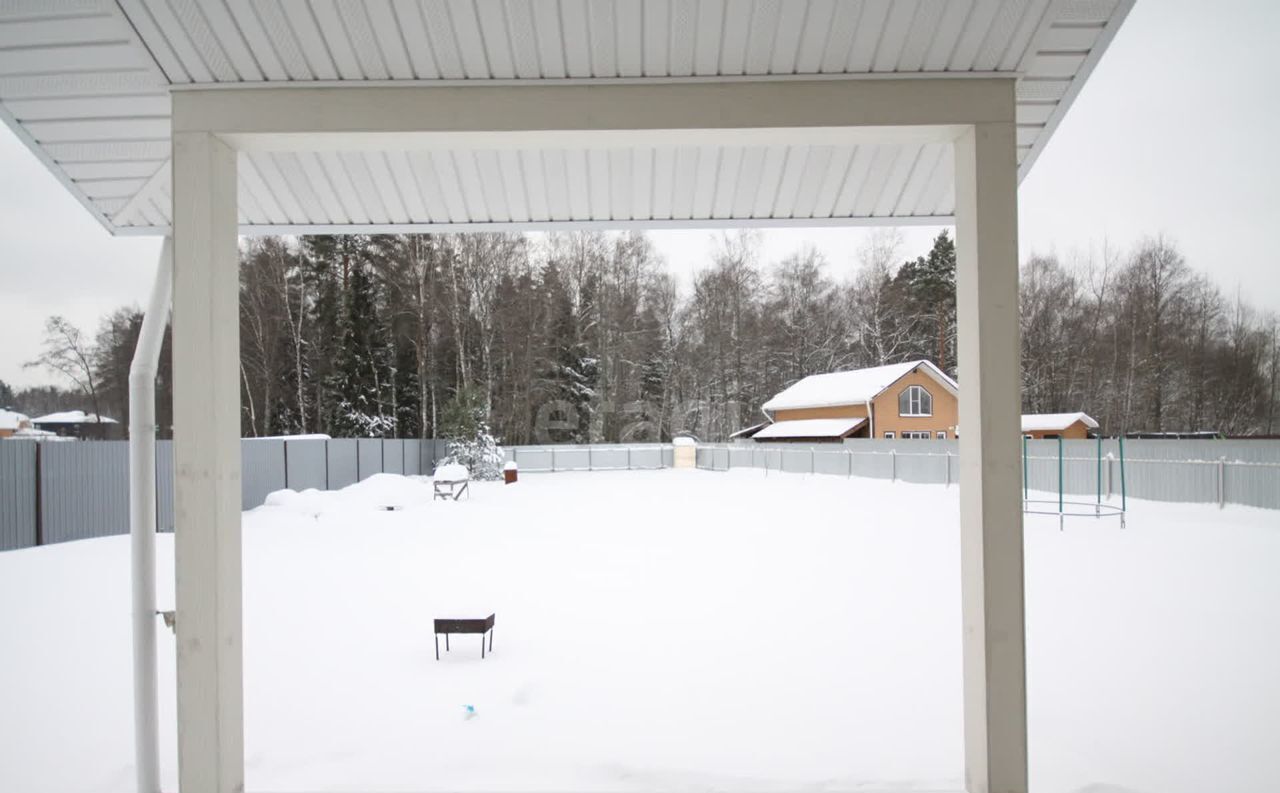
[898,385,933,416]
[936,431,947,439]
[884,431,895,439]
[903,431,930,439]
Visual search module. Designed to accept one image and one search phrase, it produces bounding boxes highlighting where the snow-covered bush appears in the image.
[439,386,505,480]
[441,429,504,481]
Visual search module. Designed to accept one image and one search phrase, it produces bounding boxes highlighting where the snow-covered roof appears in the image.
[0,409,30,431]
[729,422,770,440]
[753,418,866,441]
[433,463,470,482]
[672,436,697,447]
[32,410,118,425]
[762,361,958,413]
[1022,413,1099,432]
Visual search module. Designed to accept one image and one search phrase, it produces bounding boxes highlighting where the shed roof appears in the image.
[753,417,867,440]
[32,410,117,424]
[763,360,958,412]
[1021,412,1099,432]
[0,0,1133,236]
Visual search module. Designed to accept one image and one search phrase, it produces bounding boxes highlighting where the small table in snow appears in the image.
[432,463,470,501]
[434,613,495,659]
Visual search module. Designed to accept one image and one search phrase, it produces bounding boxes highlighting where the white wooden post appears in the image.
[172,130,244,793]
[954,114,1028,793]
[1218,456,1226,508]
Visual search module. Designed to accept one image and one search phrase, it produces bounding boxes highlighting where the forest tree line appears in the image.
[8,229,1279,441]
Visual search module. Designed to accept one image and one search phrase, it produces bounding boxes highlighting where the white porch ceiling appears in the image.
[0,0,1133,235]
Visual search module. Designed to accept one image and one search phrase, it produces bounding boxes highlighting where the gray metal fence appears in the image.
[698,439,1280,510]
[503,444,675,472]
[0,437,447,551]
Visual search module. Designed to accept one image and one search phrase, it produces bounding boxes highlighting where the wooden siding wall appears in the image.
[870,369,959,438]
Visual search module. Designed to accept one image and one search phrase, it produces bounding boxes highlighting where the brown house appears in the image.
[749,360,960,442]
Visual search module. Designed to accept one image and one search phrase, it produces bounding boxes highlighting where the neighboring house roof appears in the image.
[762,360,958,413]
[32,410,118,424]
[1021,413,1099,432]
[729,422,769,440]
[753,418,867,441]
[7,428,61,440]
[0,409,30,431]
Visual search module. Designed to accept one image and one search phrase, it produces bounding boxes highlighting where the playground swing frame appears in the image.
[1022,434,1127,530]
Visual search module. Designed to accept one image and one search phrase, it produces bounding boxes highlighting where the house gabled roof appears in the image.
[762,360,958,413]
[729,422,770,440]
[0,409,30,431]
[1021,412,1099,432]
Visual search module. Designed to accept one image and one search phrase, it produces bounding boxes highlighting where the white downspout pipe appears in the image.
[130,238,172,793]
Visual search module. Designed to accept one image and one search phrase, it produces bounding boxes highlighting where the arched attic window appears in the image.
[898,385,933,416]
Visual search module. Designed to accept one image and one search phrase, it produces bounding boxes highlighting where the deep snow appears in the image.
[1,470,1277,792]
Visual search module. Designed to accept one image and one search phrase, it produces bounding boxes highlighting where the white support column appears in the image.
[171,130,243,793]
[954,118,1027,793]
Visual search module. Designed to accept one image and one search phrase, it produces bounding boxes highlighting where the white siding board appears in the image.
[690,145,719,219]
[717,1,752,75]
[810,144,855,218]
[848,0,892,72]
[196,0,264,81]
[872,142,920,216]
[710,144,741,219]
[587,0,617,78]
[541,148,571,221]
[271,152,331,224]
[339,1,394,80]
[278,1,340,79]
[693,0,724,76]
[407,150,455,221]
[383,151,426,221]
[614,0,643,77]
[609,147,632,220]
[519,148,549,221]
[731,145,766,218]
[168,0,240,80]
[586,147,610,218]
[532,0,570,78]
[26,117,168,142]
[794,0,834,73]
[743,0,781,75]
[948,0,1000,70]
[921,0,973,71]
[790,144,834,218]
[650,144,675,219]
[296,151,348,223]
[450,149,489,221]
[473,148,511,222]
[871,0,918,72]
[310,0,365,79]
[223,0,289,80]
[671,145,697,219]
[447,0,491,78]
[368,151,413,223]
[318,151,370,223]
[0,14,132,48]
[819,0,861,73]
[250,0,318,79]
[751,144,788,217]
[630,146,653,221]
[5,93,169,121]
[770,145,808,218]
[667,0,696,76]
[563,148,590,218]
[641,0,669,77]
[391,0,440,79]
[893,142,941,215]
[0,43,151,75]
[61,159,165,180]
[474,0,517,79]
[503,1,542,78]
[897,0,948,72]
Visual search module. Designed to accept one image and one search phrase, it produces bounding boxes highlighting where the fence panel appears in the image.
[383,439,406,475]
[285,439,328,491]
[357,439,383,480]
[403,440,422,475]
[157,440,174,531]
[241,439,285,509]
[326,439,359,490]
[0,442,37,551]
[40,441,129,544]
[1225,463,1280,510]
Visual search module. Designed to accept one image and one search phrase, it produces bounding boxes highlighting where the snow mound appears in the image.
[433,463,469,481]
[259,473,433,518]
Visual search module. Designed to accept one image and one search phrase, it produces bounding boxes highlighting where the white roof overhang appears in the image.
[0,0,1133,237]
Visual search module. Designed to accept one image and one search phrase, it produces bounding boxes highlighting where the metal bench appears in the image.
[434,613,495,659]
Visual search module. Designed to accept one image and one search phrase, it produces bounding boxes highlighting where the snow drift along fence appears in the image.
[698,439,1280,510]
[0,437,447,551]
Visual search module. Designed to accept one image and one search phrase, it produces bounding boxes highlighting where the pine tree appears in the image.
[328,243,397,437]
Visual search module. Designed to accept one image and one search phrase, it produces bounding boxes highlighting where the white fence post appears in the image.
[551,447,557,473]
[811,448,816,475]
[945,451,952,487]
[1218,456,1226,509]
[890,449,897,482]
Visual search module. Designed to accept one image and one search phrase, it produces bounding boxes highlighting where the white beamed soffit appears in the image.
[0,0,1133,236]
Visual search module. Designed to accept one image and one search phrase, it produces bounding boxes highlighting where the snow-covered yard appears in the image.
[2,469,1277,793]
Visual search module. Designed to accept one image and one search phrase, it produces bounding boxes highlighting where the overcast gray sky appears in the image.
[2,0,1277,391]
